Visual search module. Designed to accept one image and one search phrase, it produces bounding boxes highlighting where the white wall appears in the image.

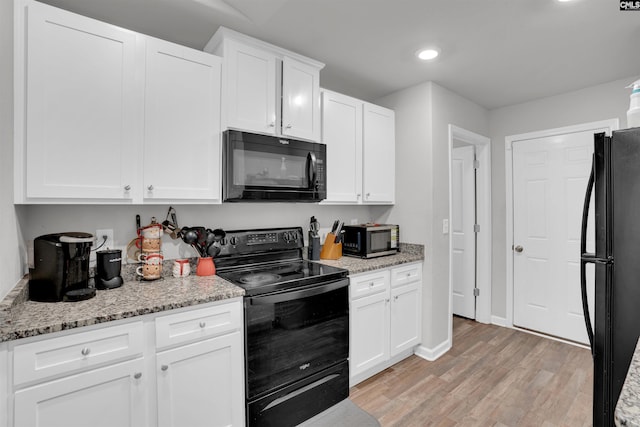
[0,0,26,299]
[21,204,376,263]
[489,75,638,319]
[375,81,489,350]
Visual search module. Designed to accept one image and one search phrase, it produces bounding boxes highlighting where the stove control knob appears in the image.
[229,237,238,246]
[282,232,290,242]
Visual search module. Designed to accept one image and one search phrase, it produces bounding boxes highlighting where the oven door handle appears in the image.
[248,278,349,305]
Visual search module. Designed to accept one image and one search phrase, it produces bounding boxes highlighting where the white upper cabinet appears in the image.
[363,103,395,204]
[14,0,223,204]
[143,38,222,202]
[224,39,277,135]
[16,0,140,202]
[321,89,395,205]
[206,27,324,142]
[281,56,321,141]
[321,90,363,203]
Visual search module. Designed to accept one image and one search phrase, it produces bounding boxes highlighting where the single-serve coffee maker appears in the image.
[96,249,123,289]
[29,232,95,302]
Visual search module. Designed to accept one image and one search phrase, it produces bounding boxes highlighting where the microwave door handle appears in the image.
[307,152,317,190]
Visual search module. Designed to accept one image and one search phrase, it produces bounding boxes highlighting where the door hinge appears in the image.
[473,288,480,297]
[474,224,480,233]
[473,159,480,169]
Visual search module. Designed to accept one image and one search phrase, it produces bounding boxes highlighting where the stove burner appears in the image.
[239,272,283,286]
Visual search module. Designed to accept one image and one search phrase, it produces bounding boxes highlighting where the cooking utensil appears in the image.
[212,229,226,241]
[181,228,198,245]
[207,243,221,258]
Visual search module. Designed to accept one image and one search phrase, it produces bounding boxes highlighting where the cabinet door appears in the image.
[362,103,395,204]
[144,38,222,202]
[390,282,422,357]
[282,57,320,141]
[14,358,147,427]
[156,332,244,427]
[320,90,362,203]
[225,40,277,135]
[23,1,139,200]
[350,292,389,378]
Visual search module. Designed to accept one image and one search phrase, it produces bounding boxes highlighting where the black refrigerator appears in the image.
[580,127,640,427]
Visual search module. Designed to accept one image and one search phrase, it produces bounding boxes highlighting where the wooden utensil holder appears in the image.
[320,233,342,260]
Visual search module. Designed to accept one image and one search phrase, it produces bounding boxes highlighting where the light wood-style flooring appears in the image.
[350,316,593,426]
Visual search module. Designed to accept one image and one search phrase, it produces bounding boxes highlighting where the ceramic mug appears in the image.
[138,252,164,265]
[172,259,191,277]
[141,237,161,253]
[136,263,162,280]
[140,224,163,239]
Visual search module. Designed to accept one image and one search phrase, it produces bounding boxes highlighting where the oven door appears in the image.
[244,278,349,400]
[223,130,326,202]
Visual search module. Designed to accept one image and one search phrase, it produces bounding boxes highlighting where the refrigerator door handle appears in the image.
[580,156,595,355]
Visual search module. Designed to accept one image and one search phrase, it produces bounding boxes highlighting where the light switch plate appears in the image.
[442,219,449,234]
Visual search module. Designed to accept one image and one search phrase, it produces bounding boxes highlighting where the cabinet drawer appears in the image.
[391,263,422,288]
[13,322,144,387]
[350,270,390,300]
[155,301,242,350]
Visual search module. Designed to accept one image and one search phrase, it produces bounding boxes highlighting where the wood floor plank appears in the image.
[350,316,593,426]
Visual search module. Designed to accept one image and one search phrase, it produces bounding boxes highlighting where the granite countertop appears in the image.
[0,243,424,343]
[616,338,640,426]
[314,243,424,274]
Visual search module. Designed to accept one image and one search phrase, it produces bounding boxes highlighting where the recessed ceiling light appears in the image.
[416,48,440,61]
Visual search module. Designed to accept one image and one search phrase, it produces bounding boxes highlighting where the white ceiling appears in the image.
[38,0,640,109]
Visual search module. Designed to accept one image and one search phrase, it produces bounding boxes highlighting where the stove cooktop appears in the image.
[216,259,348,296]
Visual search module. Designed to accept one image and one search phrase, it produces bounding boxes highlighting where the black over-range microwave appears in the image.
[342,224,400,258]
[223,130,326,202]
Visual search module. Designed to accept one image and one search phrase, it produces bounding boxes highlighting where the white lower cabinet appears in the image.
[14,358,147,427]
[155,306,244,427]
[6,299,244,427]
[349,262,422,386]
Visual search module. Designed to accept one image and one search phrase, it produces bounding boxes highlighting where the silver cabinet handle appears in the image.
[394,295,399,301]
[406,273,411,277]
[369,282,374,288]
[124,185,131,191]
[514,245,524,253]
[161,365,169,371]
[357,193,361,199]
[199,321,206,328]
[147,185,154,191]
[81,347,90,356]
[366,192,371,198]
[385,298,390,303]
[133,372,142,379]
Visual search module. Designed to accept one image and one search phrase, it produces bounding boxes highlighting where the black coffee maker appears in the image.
[29,232,96,302]
[96,249,123,289]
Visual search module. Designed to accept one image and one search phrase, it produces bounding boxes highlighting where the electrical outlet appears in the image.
[442,219,449,234]
[95,228,115,250]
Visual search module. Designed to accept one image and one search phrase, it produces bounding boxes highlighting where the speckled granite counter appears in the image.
[314,243,424,274]
[0,266,244,343]
[616,338,640,426]
[0,242,423,343]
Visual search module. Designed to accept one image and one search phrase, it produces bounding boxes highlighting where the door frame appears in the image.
[448,125,492,326]
[504,119,619,328]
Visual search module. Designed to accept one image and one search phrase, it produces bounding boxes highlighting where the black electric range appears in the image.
[214,227,348,296]
[214,227,350,427]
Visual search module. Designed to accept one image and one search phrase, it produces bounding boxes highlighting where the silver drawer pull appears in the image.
[406,273,411,277]
[199,321,206,328]
[124,185,131,191]
[369,282,374,288]
[394,295,399,301]
[161,365,169,371]
[81,347,90,356]
[133,372,142,379]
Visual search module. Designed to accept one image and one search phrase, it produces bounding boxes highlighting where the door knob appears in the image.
[514,245,524,253]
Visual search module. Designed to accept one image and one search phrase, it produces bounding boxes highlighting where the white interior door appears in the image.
[452,145,476,319]
[512,130,596,344]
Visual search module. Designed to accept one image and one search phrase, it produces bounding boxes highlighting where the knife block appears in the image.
[320,233,342,260]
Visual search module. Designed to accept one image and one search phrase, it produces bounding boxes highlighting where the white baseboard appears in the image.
[491,315,508,327]
[414,339,451,361]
